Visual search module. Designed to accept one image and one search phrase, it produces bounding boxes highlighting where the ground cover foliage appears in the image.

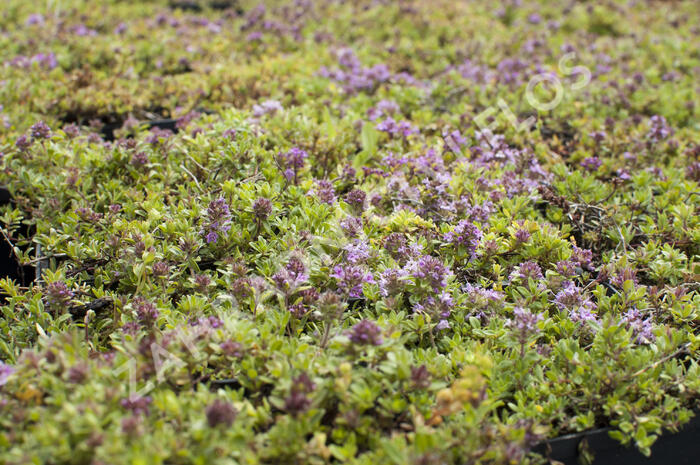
[0,0,699,463]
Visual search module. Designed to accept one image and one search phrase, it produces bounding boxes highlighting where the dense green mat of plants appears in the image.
[0,0,699,463]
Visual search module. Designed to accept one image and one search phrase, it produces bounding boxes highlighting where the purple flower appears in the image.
[647,115,673,143]
[413,291,455,329]
[444,220,482,258]
[408,255,450,292]
[253,197,272,220]
[279,147,308,184]
[190,315,224,329]
[46,281,73,309]
[556,260,578,278]
[554,281,597,323]
[527,13,542,24]
[348,319,383,346]
[315,180,336,204]
[252,99,282,117]
[337,48,361,69]
[114,22,128,34]
[340,216,363,238]
[121,395,152,415]
[622,308,654,344]
[75,207,103,222]
[247,31,263,42]
[410,365,431,389]
[273,257,308,295]
[194,274,211,293]
[0,362,14,386]
[376,117,397,134]
[435,320,450,330]
[288,302,308,318]
[571,246,593,269]
[204,197,232,244]
[382,233,407,259]
[319,51,397,94]
[344,240,371,264]
[30,121,51,140]
[463,283,504,318]
[514,228,531,244]
[145,127,173,145]
[205,399,237,427]
[283,148,308,169]
[36,52,57,69]
[509,260,543,282]
[206,231,219,243]
[221,340,244,357]
[130,151,149,167]
[496,57,531,85]
[397,120,417,137]
[661,71,679,82]
[589,131,607,144]
[367,99,400,121]
[580,157,602,172]
[152,261,169,278]
[687,161,700,182]
[569,306,598,324]
[457,59,493,83]
[378,268,407,297]
[611,267,638,288]
[331,264,373,298]
[135,300,159,325]
[63,124,80,139]
[7,53,57,70]
[345,189,366,212]
[376,118,416,138]
[72,24,97,37]
[25,14,45,26]
[511,307,543,339]
[284,372,315,415]
[443,129,468,153]
[285,257,307,282]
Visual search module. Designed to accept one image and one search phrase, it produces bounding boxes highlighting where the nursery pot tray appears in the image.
[534,413,700,464]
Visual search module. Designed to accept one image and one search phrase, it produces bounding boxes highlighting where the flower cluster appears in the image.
[444,220,482,258]
[554,281,597,324]
[279,147,308,184]
[318,48,395,94]
[348,319,383,346]
[284,372,315,415]
[45,281,73,309]
[510,307,543,342]
[376,118,417,138]
[205,399,237,427]
[622,308,654,344]
[331,264,374,298]
[204,197,232,244]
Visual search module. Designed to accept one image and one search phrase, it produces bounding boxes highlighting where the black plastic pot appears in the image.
[169,0,202,12]
[0,187,36,290]
[209,0,241,11]
[101,118,180,142]
[169,0,239,12]
[533,414,700,464]
[146,118,179,133]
